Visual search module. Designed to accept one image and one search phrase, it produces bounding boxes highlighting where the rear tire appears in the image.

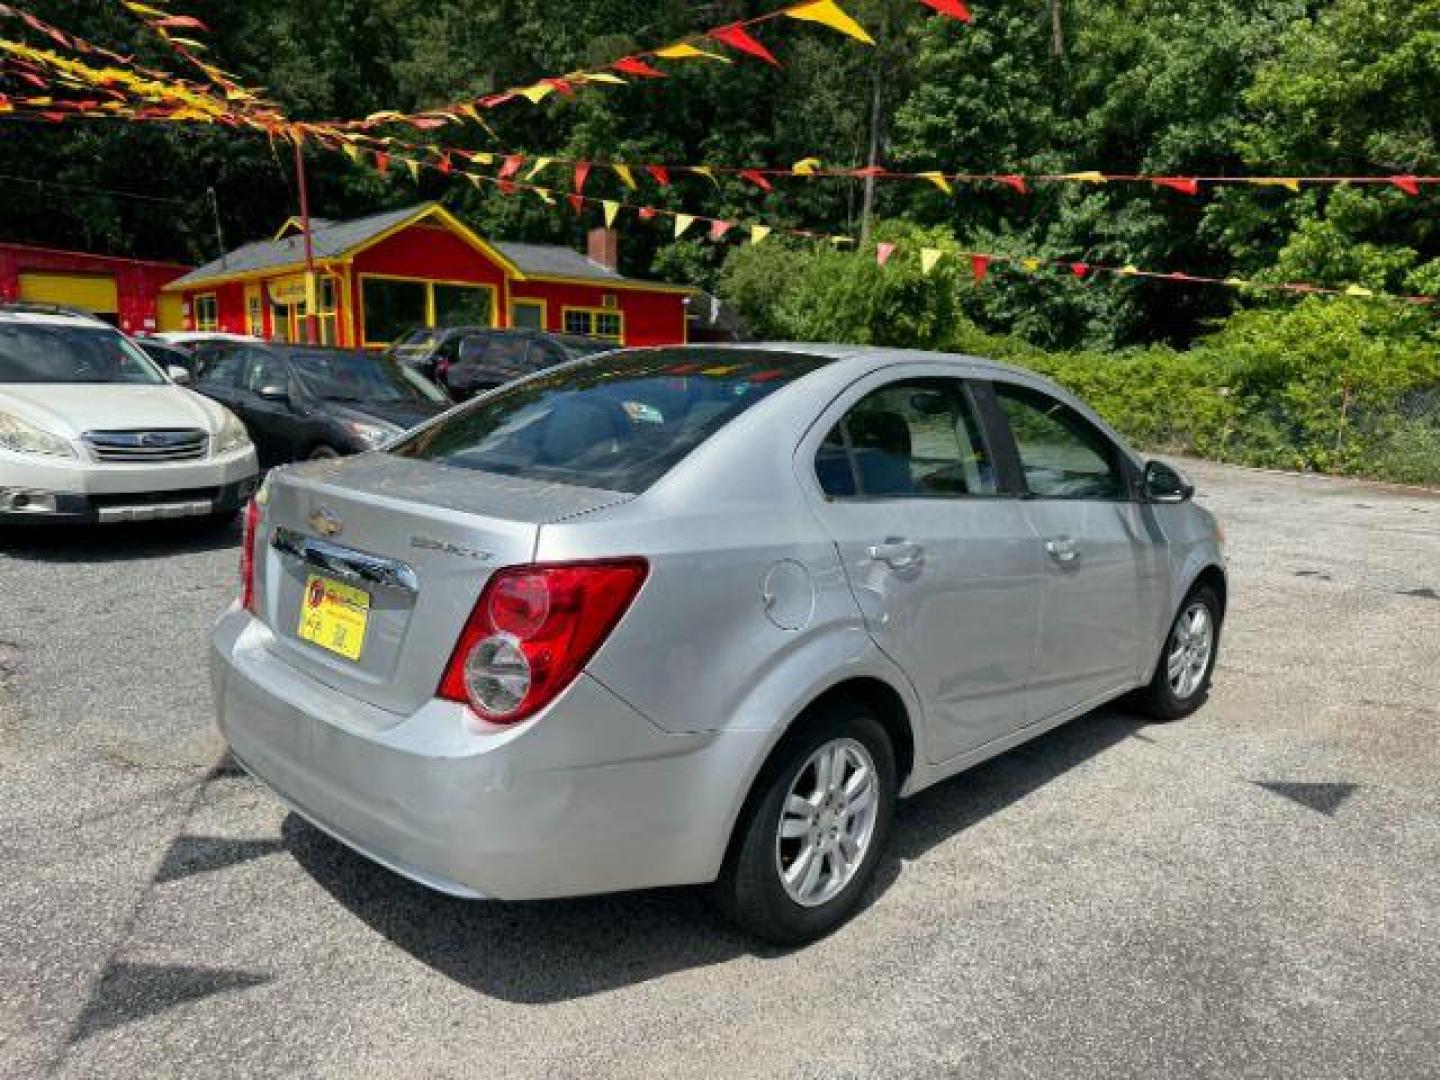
[1135,584,1222,721]
[307,444,341,461]
[714,703,896,945]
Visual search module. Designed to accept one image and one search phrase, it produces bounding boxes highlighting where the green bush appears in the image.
[719,243,1440,486]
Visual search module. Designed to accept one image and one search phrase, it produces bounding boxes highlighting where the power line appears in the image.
[0,172,192,207]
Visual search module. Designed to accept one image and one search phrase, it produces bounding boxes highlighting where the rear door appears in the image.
[986,379,1159,721]
[804,370,1045,764]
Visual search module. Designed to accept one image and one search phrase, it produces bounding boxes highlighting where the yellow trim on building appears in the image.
[510,297,548,331]
[528,274,695,295]
[561,305,625,344]
[193,291,219,331]
[356,272,498,348]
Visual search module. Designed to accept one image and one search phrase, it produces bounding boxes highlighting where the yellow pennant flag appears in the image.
[690,166,719,187]
[404,158,421,182]
[1345,284,1375,297]
[655,42,733,63]
[751,225,772,245]
[1060,171,1108,183]
[613,164,637,190]
[920,248,945,275]
[831,237,855,247]
[342,143,363,164]
[460,104,482,122]
[124,2,169,17]
[919,171,953,195]
[1249,178,1301,192]
[526,156,553,180]
[675,214,696,239]
[785,1,876,45]
[472,152,494,166]
[1120,265,1140,276]
[602,200,621,228]
[533,188,556,205]
[519,82,554,104]
[578,72,628,85]
[792,157,823,176]
[1021,257,1042,272]
[465,173,484,191]
[1224,277,1248,287]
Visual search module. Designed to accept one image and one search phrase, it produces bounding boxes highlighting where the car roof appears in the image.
[0,308,114,329]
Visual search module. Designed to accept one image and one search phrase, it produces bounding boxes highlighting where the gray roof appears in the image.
[169,202,683,290]
[171,205,422,287]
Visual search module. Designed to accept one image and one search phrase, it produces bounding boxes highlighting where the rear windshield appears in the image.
[389,349,832,494]
[0,324,166,385]
[287,349,446,404]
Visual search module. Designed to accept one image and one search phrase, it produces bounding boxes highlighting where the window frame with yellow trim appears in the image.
[192,292,219,332]
[358,273,497,348]
[509,297,547,331]
[561,305,624,344]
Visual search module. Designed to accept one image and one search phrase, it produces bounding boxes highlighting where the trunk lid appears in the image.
[256,453,632,716]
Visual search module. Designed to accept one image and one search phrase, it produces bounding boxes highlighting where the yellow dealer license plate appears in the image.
[297,575,370,661]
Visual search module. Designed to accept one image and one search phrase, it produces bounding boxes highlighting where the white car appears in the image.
[0,307,259,524]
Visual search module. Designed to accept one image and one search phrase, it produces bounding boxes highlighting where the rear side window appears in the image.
[390,349,832,494]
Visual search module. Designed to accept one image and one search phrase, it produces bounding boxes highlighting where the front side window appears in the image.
[391,349,833,494]
[288,349,444,404]
[196,347,242,388]
[817,379,998,500]
[240,349,291,394]
[0,324,165,385]
[994,383,1126,500]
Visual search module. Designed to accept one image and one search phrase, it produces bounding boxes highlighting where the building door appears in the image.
[156,293,185,332]
[19,272,119,323]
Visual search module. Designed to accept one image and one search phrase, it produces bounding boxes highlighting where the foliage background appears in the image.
[4,0,1438,482]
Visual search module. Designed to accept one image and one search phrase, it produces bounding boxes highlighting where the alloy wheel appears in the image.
[775,738,880,908]
[1167,602,1214,700]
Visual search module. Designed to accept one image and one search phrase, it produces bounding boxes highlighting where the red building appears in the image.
[0,242,190,334]
[164,202,693,348]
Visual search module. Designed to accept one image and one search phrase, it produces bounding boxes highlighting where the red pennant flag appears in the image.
[436,153,452,175]
[573,161,591,194]
[480,92,516,108]
[998,174,1028,194]
[740,169,774,191]
[408,117,445,130]
[970,254,990,283]
[546,78,575,97]
[567,194,585,215]
[156,15,210,30]
[876,242,897,267]
[499,154,525,180]
[646,165,672,187]
[1391,175,1421,196]
[708,219,735,241]
[498,180,518,196]
[710,23,782,66]
[920,0,974,21]
[1071,262,1090,279]
[1153,177,1199,195]
[374,152,389,175]
[613,57,666,78]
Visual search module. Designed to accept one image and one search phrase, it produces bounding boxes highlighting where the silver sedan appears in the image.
[211,345,1226,943]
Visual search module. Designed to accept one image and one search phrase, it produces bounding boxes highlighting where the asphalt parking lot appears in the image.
[2,459,1437,1079]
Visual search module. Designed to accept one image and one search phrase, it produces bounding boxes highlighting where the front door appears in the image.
[236,347,302,466]
[807,374,1045,764]
[988,380,1156,722]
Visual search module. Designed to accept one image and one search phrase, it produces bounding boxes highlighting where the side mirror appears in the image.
[1145,459,1194,503]
[256,384,290,403]
[167,365,193,386]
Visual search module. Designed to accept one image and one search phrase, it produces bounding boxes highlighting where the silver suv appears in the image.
[0,307,258,524]
[212,345,1225,942]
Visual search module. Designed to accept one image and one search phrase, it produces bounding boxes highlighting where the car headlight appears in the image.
[214,411,252,456]
[341,418,402,448]
[0,410,76,458]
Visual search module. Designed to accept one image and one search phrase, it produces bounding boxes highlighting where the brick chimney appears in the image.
[587,227,619,272]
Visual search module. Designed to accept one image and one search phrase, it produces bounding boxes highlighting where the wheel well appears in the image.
[1191,565,1228,618]
[796,677,915,787]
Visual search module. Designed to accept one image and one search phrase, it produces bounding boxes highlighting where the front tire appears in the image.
[1136,584,1222,721]
[714,704,896,945]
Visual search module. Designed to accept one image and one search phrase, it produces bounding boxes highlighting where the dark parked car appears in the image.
[190,341,448,467]
[388,326,616,399]
[133,336,196,379]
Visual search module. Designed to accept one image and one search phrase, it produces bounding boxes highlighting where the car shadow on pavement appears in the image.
[0,516,240,562]
[285,706,1148,1005]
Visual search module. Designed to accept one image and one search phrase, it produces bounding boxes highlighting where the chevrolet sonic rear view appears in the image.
[211,345,1225,943]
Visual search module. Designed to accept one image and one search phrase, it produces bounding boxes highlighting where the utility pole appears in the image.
[292,134,319,345]
[206,187,227,269]
[860,1,893,245]
[1049,0,1065,59]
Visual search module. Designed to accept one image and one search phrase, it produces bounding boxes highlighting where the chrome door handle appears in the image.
[1045,536,1078,563]
[869,539,925,570]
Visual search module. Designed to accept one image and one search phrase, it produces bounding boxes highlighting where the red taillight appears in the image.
[240,498,261,615]
[438,559,648,724]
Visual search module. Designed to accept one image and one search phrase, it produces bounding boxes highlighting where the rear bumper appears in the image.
[0,448,259,524]
[210,607,767,900]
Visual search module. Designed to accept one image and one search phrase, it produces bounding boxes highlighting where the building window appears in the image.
[314,276,339,346]
[563,307,624,342]
[361,277,427,345]
[246,291,264,337]
[434,283,493,328]
[194,293,218,332]
[511,298,545,330]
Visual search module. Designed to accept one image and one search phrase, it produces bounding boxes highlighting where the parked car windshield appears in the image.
[286,348,446,404]
[390,349,832,494]
[385,327,438,363]
[0,323,166,385]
